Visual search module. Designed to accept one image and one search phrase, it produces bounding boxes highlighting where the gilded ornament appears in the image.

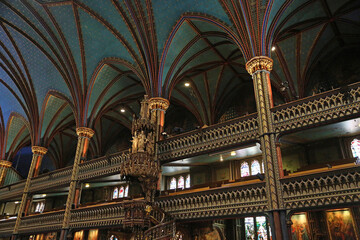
[76,127,95,138]
[149,97,170,111]
[245,56,273,75]
[31,146,48,155]
[0,160,12,168]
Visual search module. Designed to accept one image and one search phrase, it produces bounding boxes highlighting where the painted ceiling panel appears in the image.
[40,96,65,138]
[45,106,73,141]
[78,8,134,84]
[152,0,230,52]
[299,24,323,77]
[2,1,60,64]
[49,4,84,87]
[8,27,71,108]
[281,1,327,32]
[92,78,143,119]
[160,22,198,85]
[0,83,25,124]
[278,36,297,94]
[6,116,29,153]
[87,64,120,117]
[77,0,139,57]
[271,53,286,83]
[308,24,334,68]
[342,10,360,23]
[266,0,287,32]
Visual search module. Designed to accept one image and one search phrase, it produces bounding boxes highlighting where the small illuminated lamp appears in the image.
[271,46,276,51]
[41,194,46,197]
[14,201,19,204]
[85,183,90,188]
[184,82,190,87]
[231,151,236,156]
[220,155,224,162]
[120,108,126,113]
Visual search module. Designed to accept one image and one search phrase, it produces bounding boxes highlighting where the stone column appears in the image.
[246,56,284,239]
[12,146,47,238]
[60,127,94,240]
[0,160,12,186]
[149,97,170,192]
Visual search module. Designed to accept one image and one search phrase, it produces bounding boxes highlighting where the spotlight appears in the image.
[256,173,265,181]
[14,201,19,204]
[42,194,46,197]
[231,151,236,156]
[220,155,223,162]
[84,183,90,188]
[271,46,276,51]
[184,82,190,87]
[120,108,126,113]
[161,132,167,136]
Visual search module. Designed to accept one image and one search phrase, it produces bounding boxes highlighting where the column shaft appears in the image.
[0,160,12,186]
[246,56,284,239]
[12,146,47,236]
[61,127,94,238]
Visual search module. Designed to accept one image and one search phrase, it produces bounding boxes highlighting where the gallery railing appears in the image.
[157,113,259,161]
[272,82,360,134]
[0,165,360,236]
[281,165,360,209]
[18,210,64,234]
[156,181,268,220]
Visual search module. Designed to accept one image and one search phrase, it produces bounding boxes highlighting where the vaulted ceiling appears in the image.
[0,0,359,171]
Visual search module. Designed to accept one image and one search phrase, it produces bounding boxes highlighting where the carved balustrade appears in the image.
[0,219,15,236]
[144,220,176,240]
[17,211,64,234]
[70,202,125,229]
[29,167,73,192]
[281,166,360,210]
[156,182,267,220]
[157,113,259,161]
[0,180,25,201]
[272,83,360,134]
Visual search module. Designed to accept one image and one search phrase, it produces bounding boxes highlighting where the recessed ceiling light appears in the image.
[42,194,46,197]
[220,155,223,162]
[120,108,125,113]
[271,46,276,51]
[184,82,190,87]
[85,183,90,188]
[231,151,236,156]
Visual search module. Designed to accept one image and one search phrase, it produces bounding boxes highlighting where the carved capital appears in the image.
[76,127,95,138]
[245,56,273,75]
[149,97,170,111]
[0,160,12,168]
[31,146,48,155]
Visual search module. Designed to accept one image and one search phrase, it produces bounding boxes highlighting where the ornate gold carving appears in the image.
[245,56,273,75]
[76,127,95,138]
[31,146,48,155]
[149,97,170,111]
[0,160,12,168]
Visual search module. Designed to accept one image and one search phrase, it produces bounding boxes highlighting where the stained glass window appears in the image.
[351,139,360,158]
[113,187,118,199]
[119,186,124,198]
[256,216,268,240]
[178,176,184,189]
[124,185,129,197]
[169,177,176,190]
[251,160,261,175]
[245,217,255,240]
[185,174,190,188]
[241,162,250,177]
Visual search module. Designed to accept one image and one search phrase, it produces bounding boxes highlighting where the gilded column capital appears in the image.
[149,97,170,111]
[31,146,48,155]
[245,56,273,75]
[76,127,95,138]
[0,160,12,168]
